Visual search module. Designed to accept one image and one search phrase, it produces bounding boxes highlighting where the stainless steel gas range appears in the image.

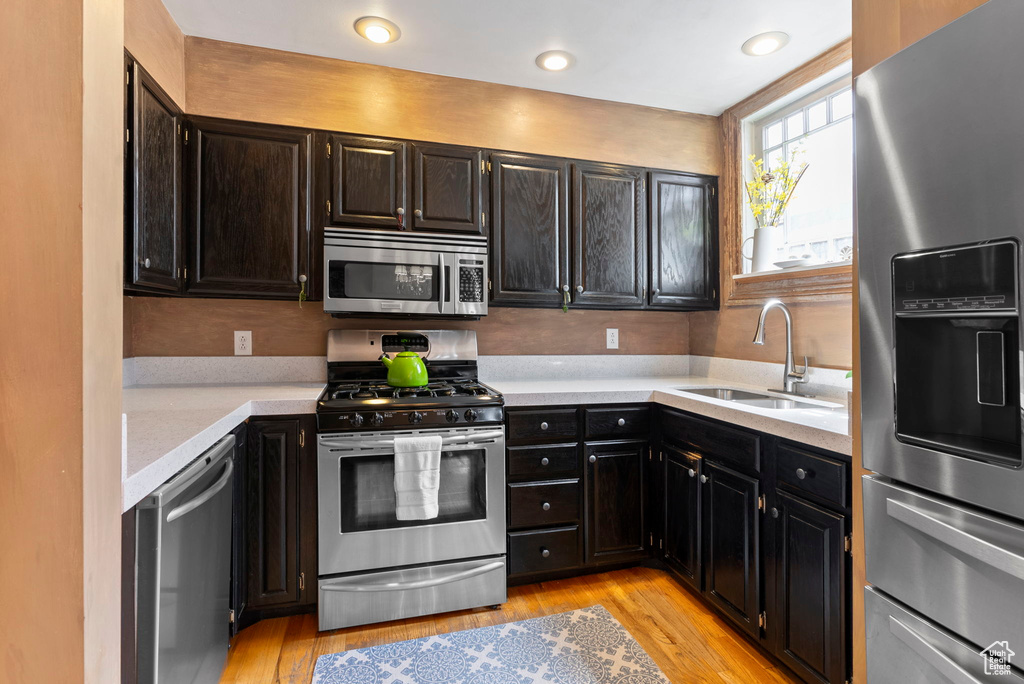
[314,329,506,631]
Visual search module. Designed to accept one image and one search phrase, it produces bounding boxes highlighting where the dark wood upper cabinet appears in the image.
[411,143,485,234]
[326,134,406,228]
[572,162,646,307]
[125,57,183,294]
[584,440,647,565]
[664,445,702,591]
[648,171,718,309]
[490,153,570,305]
[187,118,313,299]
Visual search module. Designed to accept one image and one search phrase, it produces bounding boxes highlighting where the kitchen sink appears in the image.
[678,386,840,410]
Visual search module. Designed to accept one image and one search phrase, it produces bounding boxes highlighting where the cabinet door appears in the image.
[665,446,702,591]
[648,171,718,309]
[411,143,485,234]
[775,492,847,684]
[584,441,647,565]
[126,58,183,293]
[572,162,646,308]
[703,459,761,638]
[187,118,312,299]
[490,153,570,305]
[326,134,406,228]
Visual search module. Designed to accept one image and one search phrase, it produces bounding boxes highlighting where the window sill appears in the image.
[725,261,853,305]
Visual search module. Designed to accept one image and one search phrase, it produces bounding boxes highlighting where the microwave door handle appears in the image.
[437,254,446,314]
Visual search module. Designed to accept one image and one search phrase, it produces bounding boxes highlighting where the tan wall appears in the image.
[125,0,185,106]
[125,297,690,357]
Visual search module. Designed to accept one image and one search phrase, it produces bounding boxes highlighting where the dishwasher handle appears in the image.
[140,434,235,512]
[166,458,233,523]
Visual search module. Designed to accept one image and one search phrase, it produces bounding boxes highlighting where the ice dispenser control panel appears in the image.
[893,240,1018,314]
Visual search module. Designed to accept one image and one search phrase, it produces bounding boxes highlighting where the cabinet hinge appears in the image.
[758,611,767,629]
[126,69,130,86]
[488,278,492,292]
[177,268,181,280]
[326,141,331,158]
[487,161,492,173]
[641,178,646,191]
[184,129,189,144]
[758,494,765,512]
[481,211,486,228]
[183,267,187,281]
[658,537,663,550]
[480,159,485,174]
[648,446,652,461]
[299,572,305,591]
[649,533,654,547]
[326,200,331,215]
[177,123,181,135]
[125,128,130,144]
[299,429,305,448]
[228,609,235,624]
[845,533,853,554]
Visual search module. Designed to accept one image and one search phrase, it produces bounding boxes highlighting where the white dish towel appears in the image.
[393,434,443,520]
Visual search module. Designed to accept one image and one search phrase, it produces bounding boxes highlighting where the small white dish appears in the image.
[774,258,814,269]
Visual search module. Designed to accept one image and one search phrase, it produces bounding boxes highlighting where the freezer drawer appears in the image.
[318,556,507,631]
[866,587,1024,683]
[863,476,1024,651]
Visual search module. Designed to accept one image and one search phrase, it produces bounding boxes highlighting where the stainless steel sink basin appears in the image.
[678,387,839,410]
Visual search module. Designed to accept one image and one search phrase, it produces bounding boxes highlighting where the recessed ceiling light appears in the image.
[536,50,575,72]
[741,31,790,56]
[354,16,401,44]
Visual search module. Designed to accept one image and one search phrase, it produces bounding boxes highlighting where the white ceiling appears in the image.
[163,0,851,116]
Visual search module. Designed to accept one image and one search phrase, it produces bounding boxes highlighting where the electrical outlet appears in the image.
[234,331,252,356]
[606,328,619,350]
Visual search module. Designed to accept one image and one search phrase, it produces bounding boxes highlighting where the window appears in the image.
[742,76,853,274]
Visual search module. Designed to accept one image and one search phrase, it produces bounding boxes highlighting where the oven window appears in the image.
[338,449,487,532]
[329,260,438,301]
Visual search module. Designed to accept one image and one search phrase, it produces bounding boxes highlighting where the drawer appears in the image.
[776,444,847,508]
[864,476,1024,653]
[508,444,579,482]
[508,480,579,529]
[660,407,760,473]
[508,526,581,576]
[507,408,579,444]
[584,406,650,440]
[866,586,1024,684]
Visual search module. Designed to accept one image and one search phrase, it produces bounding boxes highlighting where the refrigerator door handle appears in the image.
[166,458,234,523]
[888,616,983,684]
[322,561,505,593]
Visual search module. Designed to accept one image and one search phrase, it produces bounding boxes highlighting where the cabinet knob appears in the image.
[414,209,423,218]
[540,421,549,430]
[617,418,626,426]
[576,285,583,293]
[396,207,404,215]
[589,455,597,463]
[298,274,306,283]
[796,468,808,480]
[542,502,551,511]
[688,468,696,478]
[540,457,550,466]
[771,507,779,519]
[540,548,550,558]
[653,288,661,296]
[143,258,151,268]
[700,474,708,483]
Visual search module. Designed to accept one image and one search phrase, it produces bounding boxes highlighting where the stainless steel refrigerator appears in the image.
[857,0,1024,681]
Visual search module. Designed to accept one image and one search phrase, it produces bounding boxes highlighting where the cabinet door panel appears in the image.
[188,119,312,298]
[776,492,847,684]
[648,172,717,309]
[703,459,760,638]
[412,144,484,234]
[665,446,702,590]
[585,441,646,565]
[490,153,570,305]
[127,60,182,293]
[572,162,646,307]
[328,135,406,228]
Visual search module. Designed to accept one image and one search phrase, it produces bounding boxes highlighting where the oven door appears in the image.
[323,243,453,316]
[317,426,505,576]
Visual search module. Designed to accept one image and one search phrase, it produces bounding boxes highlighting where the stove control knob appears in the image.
[464,409,478,423]
[445,410,460,423]
[350,414,366,428]
[409,411,424,424]
[370,412,384,427]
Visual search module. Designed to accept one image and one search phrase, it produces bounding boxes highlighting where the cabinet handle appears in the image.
[796,468,807,480]
[540,421,549,430]
[576,285,583,293]
[540,457,550,466]
[771,507,779,519]
[414,209,423,218]
[617,418,626,426]
[541,548,550,558]
[589,455,597,463]
[542,502,551,511]
[143,258,151,268]
[688,468,696,478]
[700,474,707,483]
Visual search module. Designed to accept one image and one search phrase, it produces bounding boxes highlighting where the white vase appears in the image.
[742,225,782,273]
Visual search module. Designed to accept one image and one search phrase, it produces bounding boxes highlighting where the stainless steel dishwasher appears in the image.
[136,435,235,684]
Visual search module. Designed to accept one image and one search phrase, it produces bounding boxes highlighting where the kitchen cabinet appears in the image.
[124,54,184,294]
[489,152,570,306]
[187,118,314,300]
[243,415,317,622]
[410,143,486,234]
[324,134,407,228]
[572,162,647,307]
[648,171,718,309]
[663,444,701,590]
[584,439,648,565]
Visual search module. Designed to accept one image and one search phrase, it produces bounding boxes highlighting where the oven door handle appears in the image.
[321,430,505,451]
[321,560,505,593]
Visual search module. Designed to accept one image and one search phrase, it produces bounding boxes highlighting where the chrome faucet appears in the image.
[752,299,810,395]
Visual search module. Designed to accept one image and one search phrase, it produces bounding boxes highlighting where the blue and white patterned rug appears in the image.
[312,605,670,684]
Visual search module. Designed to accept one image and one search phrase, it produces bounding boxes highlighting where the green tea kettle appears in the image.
[380,349,428,387]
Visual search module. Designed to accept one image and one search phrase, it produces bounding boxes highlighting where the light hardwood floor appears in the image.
[220,566,798,684]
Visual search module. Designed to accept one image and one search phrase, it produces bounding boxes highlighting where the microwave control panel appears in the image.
[459,266,485,303]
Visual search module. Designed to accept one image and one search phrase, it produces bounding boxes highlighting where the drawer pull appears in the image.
[541,547,550,558]
[700,474,708,483]
[796,468,808,480]
[688,468,696,478]
[540,422,549,430]
[589,455,597,463]
[888,616,982,684]
[617,418,626,426]
[542,502,551,511]
[540,457,550,466]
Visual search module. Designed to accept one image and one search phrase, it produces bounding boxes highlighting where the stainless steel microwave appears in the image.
[323,228,488,317]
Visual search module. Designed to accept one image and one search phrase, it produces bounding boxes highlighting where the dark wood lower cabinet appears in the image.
[663,445,701,591]
[584,440,647,565]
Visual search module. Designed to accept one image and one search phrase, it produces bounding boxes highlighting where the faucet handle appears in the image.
[791,356,810,382]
